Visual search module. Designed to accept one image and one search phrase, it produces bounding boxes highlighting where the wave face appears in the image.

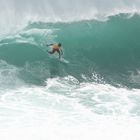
[0,1,140,139]
[0,14,140,87]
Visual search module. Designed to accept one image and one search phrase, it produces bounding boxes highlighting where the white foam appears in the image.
[0,76,140,140]
[0,117,140,140]
[0,60,25,89]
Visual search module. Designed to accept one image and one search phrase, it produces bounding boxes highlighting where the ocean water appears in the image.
[0,0,140,140]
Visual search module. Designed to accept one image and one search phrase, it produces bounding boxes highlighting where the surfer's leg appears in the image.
[48,49,55,54]
[56,50,61,59]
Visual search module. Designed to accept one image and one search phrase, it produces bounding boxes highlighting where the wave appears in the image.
[0,14,140,88]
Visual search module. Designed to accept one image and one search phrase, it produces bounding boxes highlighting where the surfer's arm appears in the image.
[46,43,54,47]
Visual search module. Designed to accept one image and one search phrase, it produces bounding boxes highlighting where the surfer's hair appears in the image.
[58,43,61,47]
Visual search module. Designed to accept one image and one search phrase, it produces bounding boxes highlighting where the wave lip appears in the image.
[1,0,140,31]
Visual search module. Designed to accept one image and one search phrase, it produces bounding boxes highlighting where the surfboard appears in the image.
[59,57,69,64]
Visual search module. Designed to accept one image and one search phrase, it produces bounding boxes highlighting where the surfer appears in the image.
[47,43,63,59]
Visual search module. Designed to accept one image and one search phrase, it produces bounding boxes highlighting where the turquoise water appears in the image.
[0,14,140,87]
[0,2,140,139]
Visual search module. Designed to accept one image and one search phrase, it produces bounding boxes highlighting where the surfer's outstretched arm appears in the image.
[46,43,54,47]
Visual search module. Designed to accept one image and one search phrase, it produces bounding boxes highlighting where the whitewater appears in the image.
[0,0,140,140]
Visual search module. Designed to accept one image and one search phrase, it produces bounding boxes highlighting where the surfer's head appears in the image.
[58,43,62,47]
